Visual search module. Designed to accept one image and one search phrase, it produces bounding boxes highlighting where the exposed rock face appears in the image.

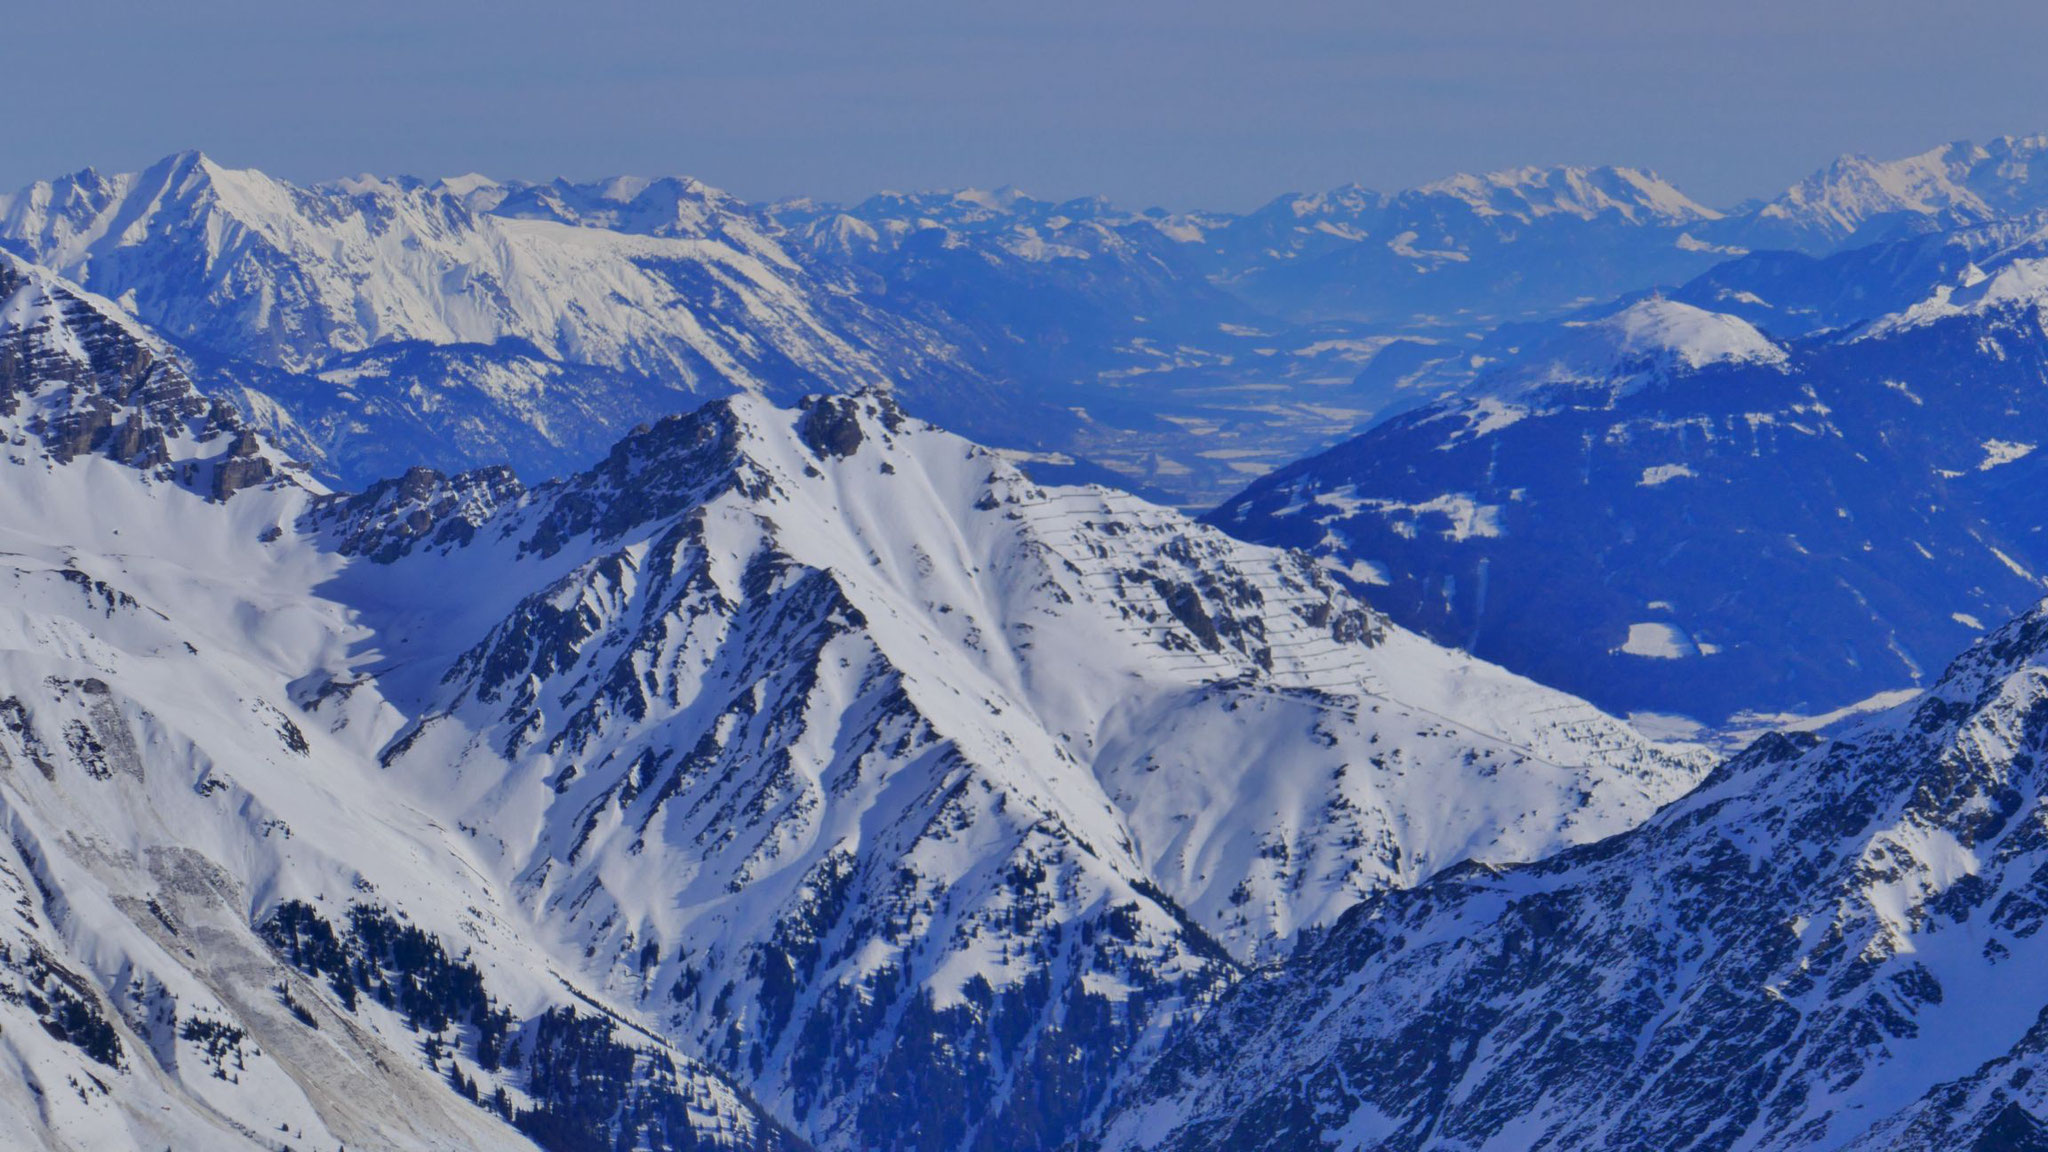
[0,253,802,1152]
[0,251,286,501]
[796,394,869,459]
[309,464,527,562]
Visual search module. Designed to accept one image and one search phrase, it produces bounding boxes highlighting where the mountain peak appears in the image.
[790,388,907,458]
[150,146,215,173]
[1478,297,1787,403]
[1746,133,2048,249]
[140,148,267,200]
[1581,297,1787,366]
[951,185,1033,212]
[362,385,1707,966]
[1413,164,1720,224]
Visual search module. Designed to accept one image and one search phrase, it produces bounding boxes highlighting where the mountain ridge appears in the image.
[1095,595,2048,1151]
[0,259,1716,1152]
[333,385,1709,1149]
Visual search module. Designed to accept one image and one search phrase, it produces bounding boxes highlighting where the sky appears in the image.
[12,0,2048,211]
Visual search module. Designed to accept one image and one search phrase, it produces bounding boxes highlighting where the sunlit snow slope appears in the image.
[0,252,1709,1152]
[0,252,804,1152]
[316,390,1709,1150]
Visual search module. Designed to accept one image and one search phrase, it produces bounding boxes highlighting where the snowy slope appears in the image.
[0,255,1715,1152]
[0,441,796,1152]
[1096,602,2048,1152]
[1820,213,2048,339]
[304,390,1708,1151]
[1471,298,1789,403]
[0,257,809,1152]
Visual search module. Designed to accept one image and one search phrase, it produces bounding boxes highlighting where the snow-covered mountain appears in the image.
[1467,297,1789,401]
[40,130,2048,1152]
[1666,221,2033,341]
[1204,139,2048,331]
[1730,134,2048,253]
[321,389,1707,1151]
[1211,165,1733,327]
[0,151,982,489]
[0,152,931,384]
[0,259,1711,1151]
[1840,214,2048,339]
[465,172,772,240]
[1096,600,2048,1151]
[1420,166,1720,225]
[1209,273,2048,729]
[0,252,802,1151]
[17,139,2048,510]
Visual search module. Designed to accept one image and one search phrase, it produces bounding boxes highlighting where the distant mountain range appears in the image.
[1212,173,2048,731]
[10,136,2048,510]
[0,151,989,491]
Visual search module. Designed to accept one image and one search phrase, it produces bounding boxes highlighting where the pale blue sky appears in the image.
[12,0,2048,210]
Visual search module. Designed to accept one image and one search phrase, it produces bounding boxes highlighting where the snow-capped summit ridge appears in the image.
[333,384,1708,1149]
[357,382,1711,920]
[1476,297,1787,404]
[1416,164,1720,224]
[0,149,910,381]
[1574,297,1786,369]
[1741,133,2048,249]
